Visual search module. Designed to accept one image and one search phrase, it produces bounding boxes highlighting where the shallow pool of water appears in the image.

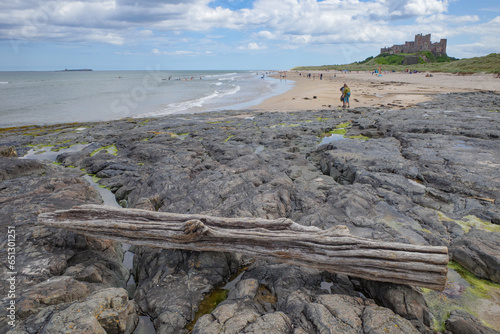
[133,316,156,334]
[318,134,345,146]
[82,175,121,208]
[21,143,90,161]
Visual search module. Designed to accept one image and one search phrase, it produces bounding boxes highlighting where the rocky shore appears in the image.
[1,91,499,333]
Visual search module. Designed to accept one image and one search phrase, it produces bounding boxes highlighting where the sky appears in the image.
[0,0,499,71]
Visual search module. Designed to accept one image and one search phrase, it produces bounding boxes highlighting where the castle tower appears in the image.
[422,34,431,45]
[415,34,431,46]
[439,39,447,55]
[415,34,422,45]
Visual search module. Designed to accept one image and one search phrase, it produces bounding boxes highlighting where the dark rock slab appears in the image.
[0,157,45,181]
[360,279,432,331]
[450,228,500,284]
[445,309,500,334]
[26,288,138,334]
[17,276,89,318]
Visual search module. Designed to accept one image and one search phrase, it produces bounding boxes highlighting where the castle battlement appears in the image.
[381,34,447,56]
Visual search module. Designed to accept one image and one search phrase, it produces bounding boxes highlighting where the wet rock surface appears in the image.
[0,91,499,333]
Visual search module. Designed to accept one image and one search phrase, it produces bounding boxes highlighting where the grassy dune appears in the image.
[292,53,500,74]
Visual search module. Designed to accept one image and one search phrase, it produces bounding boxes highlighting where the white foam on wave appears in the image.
[204,72,237,78]
[0,82,8,84]
[137,84,241,117]
[223,85,241,96]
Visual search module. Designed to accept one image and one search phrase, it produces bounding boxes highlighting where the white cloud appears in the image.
[0,0,498,60]
[403,0,449,16]
[255,30,277,40]
[416,14,479,24]
[381,0,449,18]
[136,29,154,38]
[478,7,500,13]
[447,16,500,58]
[87,31,124,45]
[152,48,200,55]
[239,42,267,50]
[247,42,260,49]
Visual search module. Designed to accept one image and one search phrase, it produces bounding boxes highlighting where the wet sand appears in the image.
[254,71,500,111]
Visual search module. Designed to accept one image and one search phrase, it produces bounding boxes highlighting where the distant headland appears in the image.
[61,69,93,72]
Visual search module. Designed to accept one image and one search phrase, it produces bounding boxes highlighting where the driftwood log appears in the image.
[38,204,449,291]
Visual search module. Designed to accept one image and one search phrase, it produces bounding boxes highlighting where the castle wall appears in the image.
[381,34,446,56]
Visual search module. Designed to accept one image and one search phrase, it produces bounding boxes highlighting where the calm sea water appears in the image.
[0,70,293,128]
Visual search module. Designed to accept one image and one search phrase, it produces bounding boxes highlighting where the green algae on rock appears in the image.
[346,134,370,141]
[438,212,500,233]
[421,261,500,332]
[320,121,352,138]
[90,144,118,157]
[185,288,229,331]
[224,135,235,142]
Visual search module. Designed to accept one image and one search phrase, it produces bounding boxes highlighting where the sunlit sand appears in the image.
[255,71,500,111]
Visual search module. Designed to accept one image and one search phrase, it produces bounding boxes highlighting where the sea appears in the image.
[0,70,293,128]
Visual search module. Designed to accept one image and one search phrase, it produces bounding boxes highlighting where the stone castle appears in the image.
[381,34,447,56]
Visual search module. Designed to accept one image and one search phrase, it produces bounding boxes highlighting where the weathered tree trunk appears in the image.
[38,204,449,290]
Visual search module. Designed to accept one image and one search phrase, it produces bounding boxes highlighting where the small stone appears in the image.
[76,264,103,283]
[0,146,17,157]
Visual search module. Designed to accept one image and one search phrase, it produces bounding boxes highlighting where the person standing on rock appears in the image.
[341,83,351,108]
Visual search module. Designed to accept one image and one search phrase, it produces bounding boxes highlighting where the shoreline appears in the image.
[2,70,500,129]
[252,70,500,111]
[0,70,282,129]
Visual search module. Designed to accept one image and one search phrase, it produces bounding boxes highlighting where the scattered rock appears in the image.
[360,280,432,330]
[75,264,103,283]
[445,309,499,334]
[17,276,89,318]
[34,288,137,334]
[450,228,500,284]
[0,146,17,157]
[362,305,421,334]
[0,157,44,181]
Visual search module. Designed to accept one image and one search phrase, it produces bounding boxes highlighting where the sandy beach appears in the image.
[254,70,500,111]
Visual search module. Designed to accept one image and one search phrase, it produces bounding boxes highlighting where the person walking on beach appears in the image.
[341,83,351,108]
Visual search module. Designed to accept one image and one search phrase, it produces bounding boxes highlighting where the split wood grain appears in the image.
[38,204,449,290]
